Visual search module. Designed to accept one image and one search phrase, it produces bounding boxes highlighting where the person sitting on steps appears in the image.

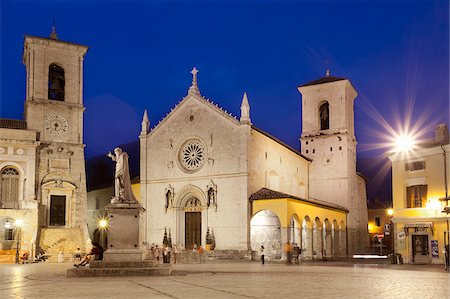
[73,242,104,268]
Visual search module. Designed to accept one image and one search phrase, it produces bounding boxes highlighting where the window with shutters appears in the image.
[406,185,427,208]
[0,167,20,209]
[405,161,426,171]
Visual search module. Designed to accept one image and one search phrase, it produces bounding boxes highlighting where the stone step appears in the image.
[39,227,86,262]
[89,260,157,268]
[66,266,172,277]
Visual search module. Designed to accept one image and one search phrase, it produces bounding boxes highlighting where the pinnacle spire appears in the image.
[50,17,58,40]
[141,109,150,134]
[188,67,200,96]
[240,92,251,124]
[325,58,331,77]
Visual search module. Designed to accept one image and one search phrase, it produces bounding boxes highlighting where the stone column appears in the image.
[280,227,289,261]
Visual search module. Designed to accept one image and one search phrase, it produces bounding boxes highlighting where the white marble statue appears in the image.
[107,147,137,204]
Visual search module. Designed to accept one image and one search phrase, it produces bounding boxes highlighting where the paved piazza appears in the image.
[0,262,449,298]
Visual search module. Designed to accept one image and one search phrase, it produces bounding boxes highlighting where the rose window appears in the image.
[179,140,206,171]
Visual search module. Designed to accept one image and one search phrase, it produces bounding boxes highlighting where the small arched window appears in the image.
[48,64,65,101]
[0,167,20,209]
[319,102,329,130]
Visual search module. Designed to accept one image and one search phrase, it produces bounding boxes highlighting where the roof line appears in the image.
[251,126,311,161]
[250,188,348,213]
[24,35,89,49]
[143,93,240,139]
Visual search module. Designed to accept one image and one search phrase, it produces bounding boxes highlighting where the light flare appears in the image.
[97,217,109,229]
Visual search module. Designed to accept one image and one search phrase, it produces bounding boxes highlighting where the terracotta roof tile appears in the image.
[299,76,346,87]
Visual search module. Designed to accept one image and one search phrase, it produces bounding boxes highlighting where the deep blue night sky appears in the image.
[1,0,448,201]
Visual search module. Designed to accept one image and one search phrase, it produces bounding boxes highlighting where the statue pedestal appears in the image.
[104,203,145,262]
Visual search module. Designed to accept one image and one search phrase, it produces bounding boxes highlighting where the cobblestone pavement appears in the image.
[1,261,449,299]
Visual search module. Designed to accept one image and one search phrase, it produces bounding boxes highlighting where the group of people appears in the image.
[149,244,181,264]
[259,242,302,265]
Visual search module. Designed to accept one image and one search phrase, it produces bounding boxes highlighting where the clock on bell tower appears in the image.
[22,30,89,234]
[23,34,88,144]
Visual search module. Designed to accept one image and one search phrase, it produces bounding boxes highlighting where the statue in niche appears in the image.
[165,190,172,210]
[107,147,137,204]
[206,181,217,210]
[207,188,215,207]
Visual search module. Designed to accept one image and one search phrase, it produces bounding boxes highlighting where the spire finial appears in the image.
[240,92,251,124]
[50,17,58,40]
[141,109,150,134]
[325,58,330,77]
[188,67,200,95]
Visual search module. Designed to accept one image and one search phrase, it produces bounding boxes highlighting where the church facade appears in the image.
[0,31,90,261]
[140,69,368,259]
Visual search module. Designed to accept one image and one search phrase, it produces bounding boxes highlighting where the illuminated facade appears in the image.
[388,123,450,264]
[0,31,90,262]
[139,70,368,259]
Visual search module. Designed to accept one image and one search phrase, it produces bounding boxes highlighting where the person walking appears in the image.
[154,245,160,264]
[173,244,180,264]
[197,245,205,263]
[260,245,265,265]
[285,242,293,265]
[293,244,301,265]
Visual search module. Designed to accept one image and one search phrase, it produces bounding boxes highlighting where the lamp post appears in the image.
[387,134,416,259]
[14,219,23,264]
[440,145,449,270]
[386,209,394,254]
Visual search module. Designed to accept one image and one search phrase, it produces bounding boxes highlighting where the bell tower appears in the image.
[22,27,90,256]
[298,71,367,254]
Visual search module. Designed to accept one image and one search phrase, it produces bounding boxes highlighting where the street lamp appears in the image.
[97,217,109,249]
[15,219,23,264]
[394,134,416,153]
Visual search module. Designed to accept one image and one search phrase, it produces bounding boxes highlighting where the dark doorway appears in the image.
[412,234,429,262]
[185,212,201,249]
[50,195,66,226]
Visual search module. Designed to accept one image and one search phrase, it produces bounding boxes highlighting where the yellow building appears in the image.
[388,123,450,264]
[250,188,348,260]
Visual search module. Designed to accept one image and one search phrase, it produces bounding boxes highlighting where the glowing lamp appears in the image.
[98,218,108,229]
[15,219,23,228]
[387,209,394,216]
[394,134,415,152]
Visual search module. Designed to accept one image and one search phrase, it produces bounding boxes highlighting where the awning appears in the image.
[403,222,433,235]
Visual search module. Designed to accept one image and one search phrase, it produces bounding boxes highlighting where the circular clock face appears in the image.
[44,114,68,135]
[178,139,206,172]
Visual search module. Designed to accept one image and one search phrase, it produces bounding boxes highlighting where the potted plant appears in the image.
[211,229,216,250]
[205,227,212,251]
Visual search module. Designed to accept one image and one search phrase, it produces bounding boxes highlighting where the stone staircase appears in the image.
[38,227,86,262]
[66,260,172,277]
[0,250,16,263]
[180,249,253,263]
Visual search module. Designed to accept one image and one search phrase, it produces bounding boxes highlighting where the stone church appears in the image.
[140,68,369,259]
[0,29,89,261]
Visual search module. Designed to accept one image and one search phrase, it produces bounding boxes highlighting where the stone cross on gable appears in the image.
[191,67,198,85]
[188,67,200,95]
